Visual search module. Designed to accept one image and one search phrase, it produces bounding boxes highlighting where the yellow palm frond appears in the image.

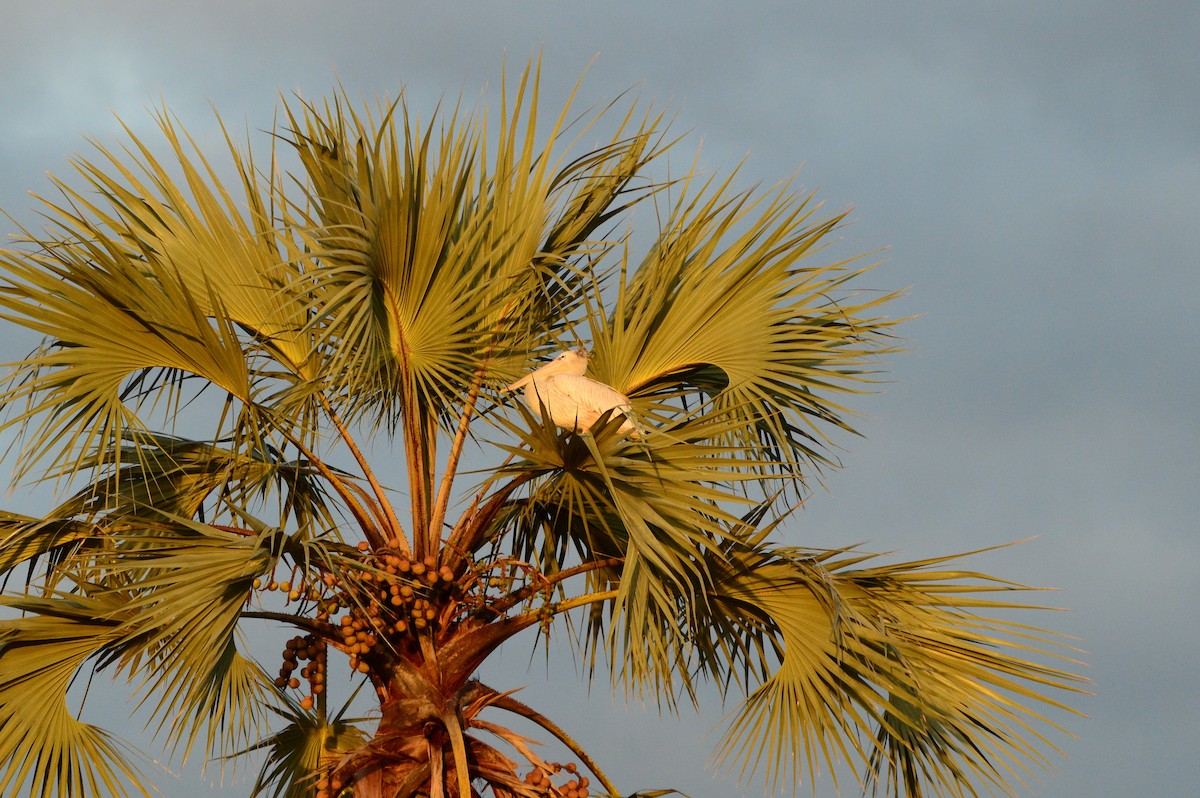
[708,546,1087,797]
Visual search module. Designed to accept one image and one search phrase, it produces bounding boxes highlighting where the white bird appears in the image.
[505,349,644,439]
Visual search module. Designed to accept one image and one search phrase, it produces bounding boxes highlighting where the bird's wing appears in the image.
[543,375,633,431]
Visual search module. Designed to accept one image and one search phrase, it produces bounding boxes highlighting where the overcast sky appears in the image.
[2,2,1197,797]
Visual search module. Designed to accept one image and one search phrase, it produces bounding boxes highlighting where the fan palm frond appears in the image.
[0,592,151,797]
[709,546,1087,796]
[93,523,279,762]
[591,173,901,492]
[242,692,368,798]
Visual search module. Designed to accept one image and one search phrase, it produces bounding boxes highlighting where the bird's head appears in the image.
[504,348,590,391]
[559,348,591,375]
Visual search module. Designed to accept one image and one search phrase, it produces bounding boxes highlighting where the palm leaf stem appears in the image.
[443,472,536,570]
[269,423,388,550]
[209,524,257,538]
[490,558,624,615]
[508,590,619,629]
[403,406,434,562]
[440,590,622,680]
[429,366,487,551]
[440,706,473,798]
[240,611,335,639]
[318,394,408,554]
[392,761,432,797]
[479,685,618,797]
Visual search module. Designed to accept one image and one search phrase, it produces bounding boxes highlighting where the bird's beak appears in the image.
[503,374,531,393]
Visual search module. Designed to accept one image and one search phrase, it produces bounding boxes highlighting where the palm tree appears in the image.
[0,64,1084,798]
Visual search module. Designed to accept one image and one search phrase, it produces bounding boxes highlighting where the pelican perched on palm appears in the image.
[505,349,644,439]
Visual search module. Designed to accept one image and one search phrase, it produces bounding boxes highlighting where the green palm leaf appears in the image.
[589,173,900,490]
[0,593,150,797]
[709,546,1086,796]
[279,80,586,431]
[63,110,313,370]
[65,432,341,535]
[95,523,279,762]
[243,693,368,798]
[0,236,253,482]
[0,511,97,575]
[493,404,780,706]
